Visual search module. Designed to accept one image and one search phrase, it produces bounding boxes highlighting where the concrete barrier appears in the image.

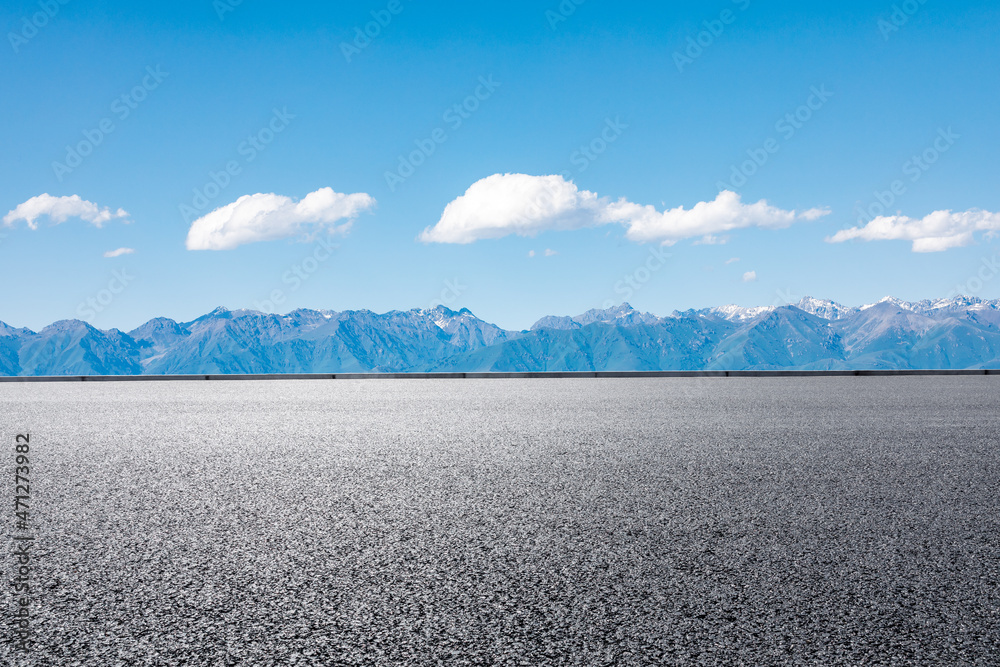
[0,369,995,382]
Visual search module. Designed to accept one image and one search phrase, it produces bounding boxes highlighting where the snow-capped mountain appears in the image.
[128,305,513,374]
[793,297,858,320]
[530,303,662,330]
[856,295,1000,315]
[2,296,1000,375]
[860,296,913,311]
[702,304,776,322]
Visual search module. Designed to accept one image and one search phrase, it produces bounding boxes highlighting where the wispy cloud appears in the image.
[544,248,558,256]
[725,257,741,265]
[742,270,758,282]
[827,209,1000,252]
[103,247,135,258]
[419,173,828,245]
[186,187,376,251]
[4,194,129,230]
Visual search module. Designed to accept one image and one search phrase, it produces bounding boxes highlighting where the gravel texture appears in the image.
[1,377,999,666]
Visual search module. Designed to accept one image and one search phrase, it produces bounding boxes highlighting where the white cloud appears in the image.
[186,187,376,251]
[527,250,536,258]
[693,234,729,245]
[4,194,129,229]
[103,247,135,258]
[742,271,758,282]
[826,209,1000,252]
[420,174,601,244]
[544,248,558,256]
[613,191,829,244]
[419,173,829,245]
[725,257,741,264]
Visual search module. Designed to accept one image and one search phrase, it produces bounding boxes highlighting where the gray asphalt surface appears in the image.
[2,377,999,665]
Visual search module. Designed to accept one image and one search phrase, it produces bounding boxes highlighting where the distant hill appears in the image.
[2,297,1000,375]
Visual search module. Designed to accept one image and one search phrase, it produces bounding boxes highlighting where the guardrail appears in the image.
[0,369,996,382]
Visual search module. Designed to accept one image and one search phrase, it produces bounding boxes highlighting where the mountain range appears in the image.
[2,296,1000,375]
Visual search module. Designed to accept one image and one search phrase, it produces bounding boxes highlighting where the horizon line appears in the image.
[1,370,998,382]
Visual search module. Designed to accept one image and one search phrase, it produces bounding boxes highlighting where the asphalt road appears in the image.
[2,377,998,665]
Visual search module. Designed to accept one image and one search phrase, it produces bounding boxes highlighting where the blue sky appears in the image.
[2,0,999,331]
